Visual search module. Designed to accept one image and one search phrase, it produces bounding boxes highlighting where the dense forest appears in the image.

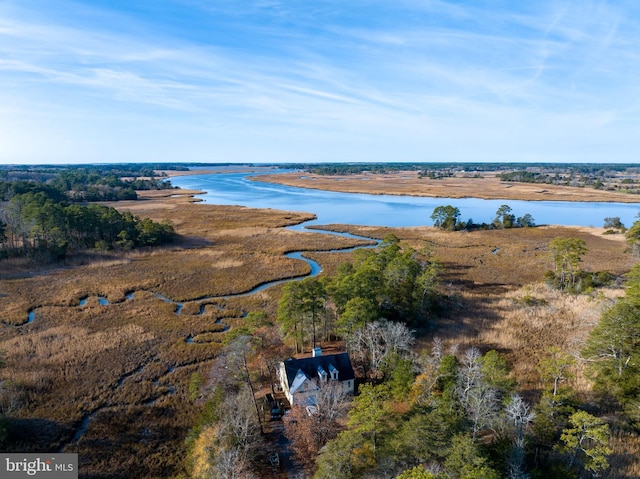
[0,165,176,259]
[276,235,441,353]
[0,164,176,202]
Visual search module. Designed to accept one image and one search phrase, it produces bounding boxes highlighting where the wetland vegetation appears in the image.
[257,163,640,204]
[286,162,640,197]
[1,163,640,478]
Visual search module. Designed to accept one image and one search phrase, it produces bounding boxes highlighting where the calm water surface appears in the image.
[170,170,640,228]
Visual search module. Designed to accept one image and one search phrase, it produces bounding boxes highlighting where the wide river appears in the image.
[170,170,640,228]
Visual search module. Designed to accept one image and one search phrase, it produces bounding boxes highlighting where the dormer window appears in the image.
[317,365,328,382]
[329,363,339,381]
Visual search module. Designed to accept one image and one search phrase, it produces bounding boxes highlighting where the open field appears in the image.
[1,188,639,477]
[254,170,640,203]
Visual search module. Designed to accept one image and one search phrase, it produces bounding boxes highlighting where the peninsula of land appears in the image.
[2,163,640,478]
[252,170,640,203]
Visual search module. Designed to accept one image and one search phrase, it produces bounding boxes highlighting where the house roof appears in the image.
[290,369,318,396]
[282,352,355,391]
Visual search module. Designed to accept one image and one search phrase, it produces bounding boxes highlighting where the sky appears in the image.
[0,0,639,165]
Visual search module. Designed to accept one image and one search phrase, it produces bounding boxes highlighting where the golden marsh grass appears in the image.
[1,190,638,477]
[256,171,640,203]
[0,196,372,477]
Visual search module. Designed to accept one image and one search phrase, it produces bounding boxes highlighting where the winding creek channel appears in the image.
[13,222,379,450]
[22,225,378,327]
[19,169,640,450]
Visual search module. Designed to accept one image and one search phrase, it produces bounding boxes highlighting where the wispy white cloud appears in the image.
[1,0,640,163]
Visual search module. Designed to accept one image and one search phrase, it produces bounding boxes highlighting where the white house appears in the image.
[277,347,355,407]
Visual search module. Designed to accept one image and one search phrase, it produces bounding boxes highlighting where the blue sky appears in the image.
[0,0,638,164]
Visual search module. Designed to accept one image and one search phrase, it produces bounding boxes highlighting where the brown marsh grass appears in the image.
[606,430,640,479]
[341,224,632,383]
[1,190,638,477]
[0,197,371,477]
[256,171,640,203]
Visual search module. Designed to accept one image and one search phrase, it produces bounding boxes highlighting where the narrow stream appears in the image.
[50,221,379,448]
[63,360,185,452]
[19,223,378,326]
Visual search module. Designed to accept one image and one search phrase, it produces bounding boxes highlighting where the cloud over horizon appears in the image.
[1,0,639,164]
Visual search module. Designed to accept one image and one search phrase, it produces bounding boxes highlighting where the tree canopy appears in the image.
[0,190,175,260]
[430,205,461,230]
[277,235,442,355]
[547,237,587,291]
[583,264,640,405]
[431,203,534,231]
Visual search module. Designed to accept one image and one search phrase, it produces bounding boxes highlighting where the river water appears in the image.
[170,170,640,228]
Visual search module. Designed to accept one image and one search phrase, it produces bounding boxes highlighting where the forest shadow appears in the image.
[1,417,72,453]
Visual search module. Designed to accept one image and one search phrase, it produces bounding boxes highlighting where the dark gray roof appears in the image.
[282,352,355,387]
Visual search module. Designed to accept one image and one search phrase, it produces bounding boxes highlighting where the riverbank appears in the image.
[252,170,640,203]
[1,188,638,477]
[158,165,279,177]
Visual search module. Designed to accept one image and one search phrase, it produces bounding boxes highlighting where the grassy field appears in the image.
[1,188,639,478]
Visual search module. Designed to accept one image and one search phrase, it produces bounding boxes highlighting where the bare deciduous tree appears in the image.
[456,347,501,438]
[315,380,352,422]
[505,394,535,479]
[348,319,414,376]
[213,448,256,479]
[410,338,446,405]
[220,386,263,452]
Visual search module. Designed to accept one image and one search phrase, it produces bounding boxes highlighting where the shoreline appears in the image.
[161,167,640,204]
[158,165,278,177]
[253,171,640,204]
[131,190,621,239]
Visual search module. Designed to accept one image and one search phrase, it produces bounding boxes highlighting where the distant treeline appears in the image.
[0,165,176,202]
[0,163,189,176]
[283,162,640,195]
[0,165,176,260]
[498,168,640,194]
[284,162,640,176]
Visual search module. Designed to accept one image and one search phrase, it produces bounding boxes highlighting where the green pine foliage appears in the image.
[328,234,442,326]
[315,348,545,478]
[444,433,500,479]
[556,411,611,476]
[582,264,640,407]
[277,235,442,354]
[0,165,176,259]
[396,465,437,479]
[0,190,175,259]
[547,237,588,291]
[625,216,640,256]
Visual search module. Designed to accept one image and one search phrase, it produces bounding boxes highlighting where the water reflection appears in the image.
[170,171,640,228]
